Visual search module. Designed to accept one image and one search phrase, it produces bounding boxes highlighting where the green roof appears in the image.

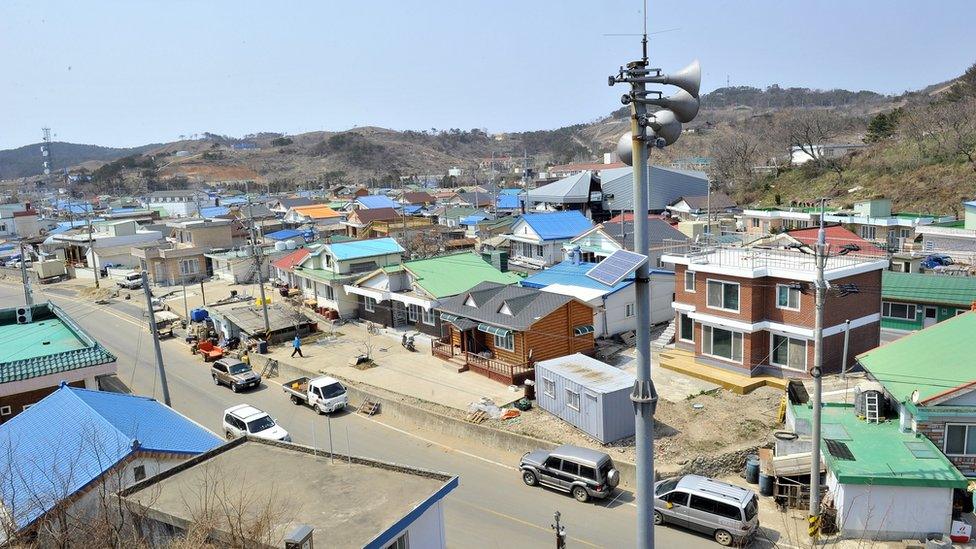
[882,271,976,308]
[0,303,116,384]
[858,312,976,404]
[403,253,522,298]
[792,402,967,488]
[295,268,351,282]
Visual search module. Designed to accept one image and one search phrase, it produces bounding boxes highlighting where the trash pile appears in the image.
[468,397,521,421]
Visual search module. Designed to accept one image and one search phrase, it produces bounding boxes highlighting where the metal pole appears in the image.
[181,271,189,322]
[87,213,99,289]
[809,198,827,537]
[327,413,335,465]
[840,319,851,379]
[551,511,566,549]
[142,271,171,406]
[246,190,271,337]
[200,280,206,306]
[629,67,659,549]
[19,241,33,306]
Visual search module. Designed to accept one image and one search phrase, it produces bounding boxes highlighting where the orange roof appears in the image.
[272,248,310,272]
[291,204,341,219]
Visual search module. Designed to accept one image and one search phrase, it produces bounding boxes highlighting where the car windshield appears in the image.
[655,477,679,495]
[320,382,345,399]
[229,363,252,375]
[744,495,758,521]
[246,416,275,433]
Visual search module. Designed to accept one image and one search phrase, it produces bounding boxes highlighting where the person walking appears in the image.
[291,335,304,358]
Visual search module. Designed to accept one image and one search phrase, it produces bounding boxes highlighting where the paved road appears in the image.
[2,283,752,548]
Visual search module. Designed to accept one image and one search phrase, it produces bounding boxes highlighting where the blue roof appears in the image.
[108,207,141,214]
[219,196,248,206]
[517,211,593,240]
[199,206,230,218]
[499,188,523,196]
[356,195,398,209]
[496,194,522,209]
[459,213,490,225]
[325,237,404,261]
[0,385,221,530]
[55,203,93,214]
[265,229,303,241]
[49,219,103,235]
[521,260,634,295]
[402,205,423,215]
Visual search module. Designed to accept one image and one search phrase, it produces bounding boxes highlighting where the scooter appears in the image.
[401,333,416,352]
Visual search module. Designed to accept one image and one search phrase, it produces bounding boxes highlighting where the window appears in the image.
[625,303,635,318]
[689,495,716,514]
[421,308,436,326]
[679,313,694,343]
[566,389,580,410]
[0,406,10,416]
[179,258,199,275]
[899,228,912,239]
[663,491,689,507]
[684,271,696,292]
[702,325,743,363]
[133,465,146,482]
[771,334,807,370]
[776,284,800,310]
[408,304,419,322]
[543,378,555,398]
[882,301,916,320]
[706,280,739,312]
[945,424,976,455]
[751,218,760,228]
[579,465,596,480]
[364,297,376,312]
[559,460,580,476]
[494,331,514,351]
[385,532,409,549]
[714,501,743,520]
[860,225,877,240]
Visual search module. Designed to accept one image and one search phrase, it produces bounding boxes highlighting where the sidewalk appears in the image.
[264,326,521,411]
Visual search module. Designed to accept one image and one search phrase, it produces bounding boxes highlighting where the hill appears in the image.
[0,142,157,180]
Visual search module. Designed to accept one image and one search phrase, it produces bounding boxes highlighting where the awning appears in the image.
[440,313,459,322]
[477,323,511,337]
[573,324,595,336]
[450,318,479,331]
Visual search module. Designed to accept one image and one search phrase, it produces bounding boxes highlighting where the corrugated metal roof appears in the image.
[882,271,976,308]
[401,253,522,298]
[325,237,404,261]
[527,171,593,203]
[265,229,303,241]
[536,353,633,394]
[0,385,221,530]
[518,211,593,241]
[600,166,708,211]
[199,206,230,219]
[496,194,522,209]
[521,260,633,295]
[356,195,398,209]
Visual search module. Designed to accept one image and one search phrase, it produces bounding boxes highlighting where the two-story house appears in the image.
[915,200,976,260]
[506,211,593,270]
[144,190,212,218]
[663,243,888,377]
[131,218,234,285]
[292,237,404,318]
[432,281,595,385]
[859,311,976,477]
[50,219,163,271]
[344,252,522,337]
[569,217,688,268]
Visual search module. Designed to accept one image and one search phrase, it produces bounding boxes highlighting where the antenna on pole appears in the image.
[641,0,648,62]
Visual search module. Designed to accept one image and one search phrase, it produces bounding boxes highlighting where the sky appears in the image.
[1,0,974,149]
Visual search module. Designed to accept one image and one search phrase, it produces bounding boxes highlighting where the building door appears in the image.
[392,301,407,328]
[924,306,938,328]
[582,391,599,437]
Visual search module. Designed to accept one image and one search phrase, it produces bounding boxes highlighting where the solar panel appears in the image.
[824,439,855,461]
[585,249,648,286]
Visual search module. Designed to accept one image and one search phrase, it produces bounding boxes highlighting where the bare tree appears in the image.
[929,98,976,172]
[779,109,852,189]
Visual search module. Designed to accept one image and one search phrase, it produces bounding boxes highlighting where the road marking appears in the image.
[450,497,602,548]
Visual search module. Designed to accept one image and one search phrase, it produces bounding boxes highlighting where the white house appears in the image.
[789,143,868,165]
[144,190,213,218]
[506,211,593,269]
[48,220,163,270]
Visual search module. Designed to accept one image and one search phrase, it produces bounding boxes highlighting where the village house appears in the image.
[915,200,976,262]
[131,218,234,285]
[432,282,595,385]
[506,211,593,270]
[342,207,402,239]
[49,219,163,271]
[524,171,603,217]
[0,302,117,422]
[354,194,399,210]
[344,252,521,337]
[268,196,316,215]
[823,198,955,253]
[282,204,343,229]
[144,190,213,218]
[662,243,888,377]
[599,166,709,213]
[271,246,311,288]
[860,311,976,477]
[665,192,737,222]
[569,217,689,268]
[120,437,457,549]
[879,271,976,330]
[292,237,404,318]
[0,385,222,541]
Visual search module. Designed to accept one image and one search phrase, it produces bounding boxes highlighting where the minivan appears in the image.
[519,444,620,503]
[653,475,759,546]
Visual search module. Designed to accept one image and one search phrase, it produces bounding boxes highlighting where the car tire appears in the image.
[224,430,234,440]
[313,404,323,415]
[654,511,664,525]
[714,529,733,547]
[572,485,589,503]
[231,383,239,393]
[212,375,220,386]
[522,471,538,487]
[291,395,301,405]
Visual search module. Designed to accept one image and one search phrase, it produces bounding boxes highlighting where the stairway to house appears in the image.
[651,319,676,349]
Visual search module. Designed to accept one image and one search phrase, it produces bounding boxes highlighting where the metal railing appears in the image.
[659,239,884,272]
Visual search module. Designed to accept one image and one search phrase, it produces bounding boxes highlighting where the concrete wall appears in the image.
[827,471,953,540]
[396,500,446,549]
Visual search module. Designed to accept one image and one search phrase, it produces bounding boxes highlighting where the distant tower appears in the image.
[41,128,53,186]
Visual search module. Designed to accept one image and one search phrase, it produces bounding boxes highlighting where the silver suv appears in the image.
[653,475,759,546]
[519,445,620,503]
[211,358,261,392]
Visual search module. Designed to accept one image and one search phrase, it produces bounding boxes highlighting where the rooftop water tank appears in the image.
[285,240,297,250]
[274,241,288,252]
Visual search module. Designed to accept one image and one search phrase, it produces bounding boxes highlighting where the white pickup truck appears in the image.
[114,271,143,290]
[282,375,348,414]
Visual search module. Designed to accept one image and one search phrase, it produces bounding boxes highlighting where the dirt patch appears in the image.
[77,287,116,302]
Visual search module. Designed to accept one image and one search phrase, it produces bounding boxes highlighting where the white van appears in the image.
[117,272,143,289]
[653,475,759,546]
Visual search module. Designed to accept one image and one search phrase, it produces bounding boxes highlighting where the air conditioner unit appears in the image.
[16,307,31,324]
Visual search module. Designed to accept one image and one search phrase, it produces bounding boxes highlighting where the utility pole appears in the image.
[141,271,171,406]
[19,241,33,306]
[246,189,271,337]
[809,197,828,538]
[86,209,99,289]
[550,511,566,549]
[607,13,701,548]
[840,319,851,379]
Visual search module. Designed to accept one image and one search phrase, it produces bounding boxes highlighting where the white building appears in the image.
[789,143,868,165]
[48,219,163,270]
[144,190,213,218]
[506,211,593,270]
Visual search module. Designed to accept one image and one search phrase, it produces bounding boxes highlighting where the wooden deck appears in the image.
[431,339,533,385]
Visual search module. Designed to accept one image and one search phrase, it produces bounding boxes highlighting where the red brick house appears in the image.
[663,244,888,376]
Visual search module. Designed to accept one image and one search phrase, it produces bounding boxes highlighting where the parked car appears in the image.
[519,444,620,503]
[653,474,759,546]
[222,404,290,442]
[282,375,348,414]
[921,254,953,270]
[116,272,143,289]
[211,358,262,392]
